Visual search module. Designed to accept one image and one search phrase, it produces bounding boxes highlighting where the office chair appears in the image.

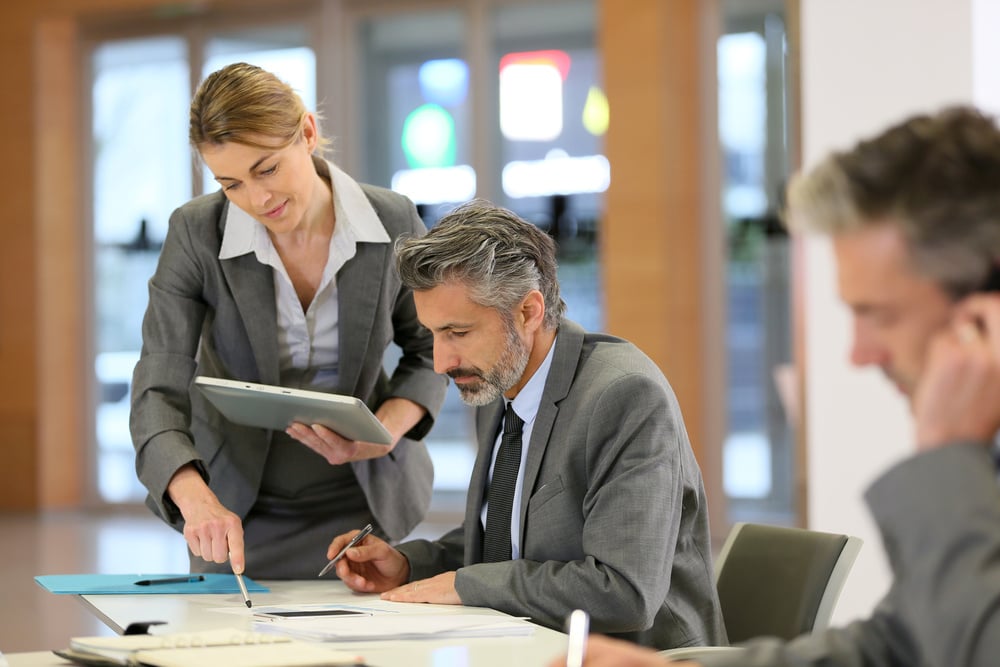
[660,521,863,661]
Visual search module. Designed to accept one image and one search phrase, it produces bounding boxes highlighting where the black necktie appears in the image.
[482,404,524,563]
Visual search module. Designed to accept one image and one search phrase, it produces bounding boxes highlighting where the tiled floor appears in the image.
[0,508,458,656]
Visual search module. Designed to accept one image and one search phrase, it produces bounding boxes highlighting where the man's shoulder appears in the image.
[578,329,664,381]
[555,321,670,395]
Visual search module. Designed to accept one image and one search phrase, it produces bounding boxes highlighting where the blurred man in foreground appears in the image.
[551,106,1000,666]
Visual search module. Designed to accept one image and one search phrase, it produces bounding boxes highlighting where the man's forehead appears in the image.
[834,225,917,280]
[413,283,493,325]
[832,224,951,308]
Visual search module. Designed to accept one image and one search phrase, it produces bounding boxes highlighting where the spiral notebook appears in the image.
[57,628,364,666]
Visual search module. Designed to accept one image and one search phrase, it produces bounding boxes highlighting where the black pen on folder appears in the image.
[134,575,205,586]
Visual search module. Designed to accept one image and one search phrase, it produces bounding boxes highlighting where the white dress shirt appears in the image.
[217,160,390,390]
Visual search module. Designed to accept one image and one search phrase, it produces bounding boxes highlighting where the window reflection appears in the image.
[91,37,188,502]
[90,33,316,504]
[493,5,603,336]
[361,3,603,511]
[719,32,768,218]
[392,59,476,205]
[718,15,794,522]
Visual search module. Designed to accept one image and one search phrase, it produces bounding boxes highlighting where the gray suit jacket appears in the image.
[130,178,447,541]
[397,320,725,650]
[701,443,1000,667]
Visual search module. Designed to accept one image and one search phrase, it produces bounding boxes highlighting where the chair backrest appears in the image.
[713,522,863,644]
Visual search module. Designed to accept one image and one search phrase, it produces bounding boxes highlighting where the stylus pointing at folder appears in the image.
[235,571,252,608]
[229,552,252,608]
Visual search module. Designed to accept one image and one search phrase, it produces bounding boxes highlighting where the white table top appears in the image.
[5,580,569,667]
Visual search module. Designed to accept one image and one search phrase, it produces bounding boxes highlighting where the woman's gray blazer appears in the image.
[129,183,447,541]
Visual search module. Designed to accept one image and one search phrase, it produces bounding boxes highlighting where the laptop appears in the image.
[194,376,392,445]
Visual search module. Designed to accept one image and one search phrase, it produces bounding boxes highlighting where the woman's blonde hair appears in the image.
[189,62,330,154]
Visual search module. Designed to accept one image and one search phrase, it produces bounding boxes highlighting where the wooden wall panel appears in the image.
[599,0,726,531]
[0,7,41,509]
[36,18,84,507]
[2,0,167,509]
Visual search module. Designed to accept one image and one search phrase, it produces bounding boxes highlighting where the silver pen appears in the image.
[565,609,590,667]
[229,552,252,608]
[319,523,374,577]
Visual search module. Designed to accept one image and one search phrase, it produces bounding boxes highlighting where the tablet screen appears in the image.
[194,376,392,444]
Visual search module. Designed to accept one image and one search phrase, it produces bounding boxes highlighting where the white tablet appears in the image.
[194,376,392,445]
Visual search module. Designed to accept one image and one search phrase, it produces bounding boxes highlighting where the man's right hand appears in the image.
[167,464,246,573]
[545,635,696,667]
[913,294,1000,449]
[329,530,409,593]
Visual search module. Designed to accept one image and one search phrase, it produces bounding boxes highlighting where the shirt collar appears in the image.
[328,161,390,245]
[218,158,389,260]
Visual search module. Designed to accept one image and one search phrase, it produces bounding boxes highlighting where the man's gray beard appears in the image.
[456,324,531,407]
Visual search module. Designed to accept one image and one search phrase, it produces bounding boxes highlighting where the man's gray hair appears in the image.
[395,200,566,328]
[786,106,1000,297]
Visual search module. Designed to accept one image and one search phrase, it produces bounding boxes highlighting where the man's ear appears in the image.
[519,290,546,332]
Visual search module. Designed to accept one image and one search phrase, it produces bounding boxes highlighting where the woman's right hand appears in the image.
[167,464,246,573]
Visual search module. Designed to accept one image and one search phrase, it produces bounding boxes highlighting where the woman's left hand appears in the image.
[287,422,369,464]
[287,397,426,464]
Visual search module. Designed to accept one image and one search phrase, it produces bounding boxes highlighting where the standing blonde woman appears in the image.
[130,62,447,579]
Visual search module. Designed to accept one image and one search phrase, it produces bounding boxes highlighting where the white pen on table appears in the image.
[565,609,590,667]
[319,523,374,578]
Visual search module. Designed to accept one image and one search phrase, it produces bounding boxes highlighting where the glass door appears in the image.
[91,36,191,503]
[491,1,603,334]
[353,1,603,512]
[89,21,318,503]
[718,2,795,524]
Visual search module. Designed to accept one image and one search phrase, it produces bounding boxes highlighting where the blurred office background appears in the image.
[3,0,993,654]
[83,0,795,526]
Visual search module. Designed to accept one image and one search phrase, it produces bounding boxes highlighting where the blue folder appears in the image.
[34,573,269,595]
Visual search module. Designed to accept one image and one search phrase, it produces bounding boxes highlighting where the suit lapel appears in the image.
[336,242,387,394]
[517,320,583,545]
[221,253,280,384]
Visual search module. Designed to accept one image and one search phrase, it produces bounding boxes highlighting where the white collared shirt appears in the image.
[217,160,390,389]
[481,336,558,559]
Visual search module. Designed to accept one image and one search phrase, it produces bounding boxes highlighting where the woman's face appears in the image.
[199,114,324,235]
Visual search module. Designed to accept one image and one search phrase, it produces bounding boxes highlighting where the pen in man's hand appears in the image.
[134,575,205,586]
[318,523,374,577]
[230,551,252,608]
